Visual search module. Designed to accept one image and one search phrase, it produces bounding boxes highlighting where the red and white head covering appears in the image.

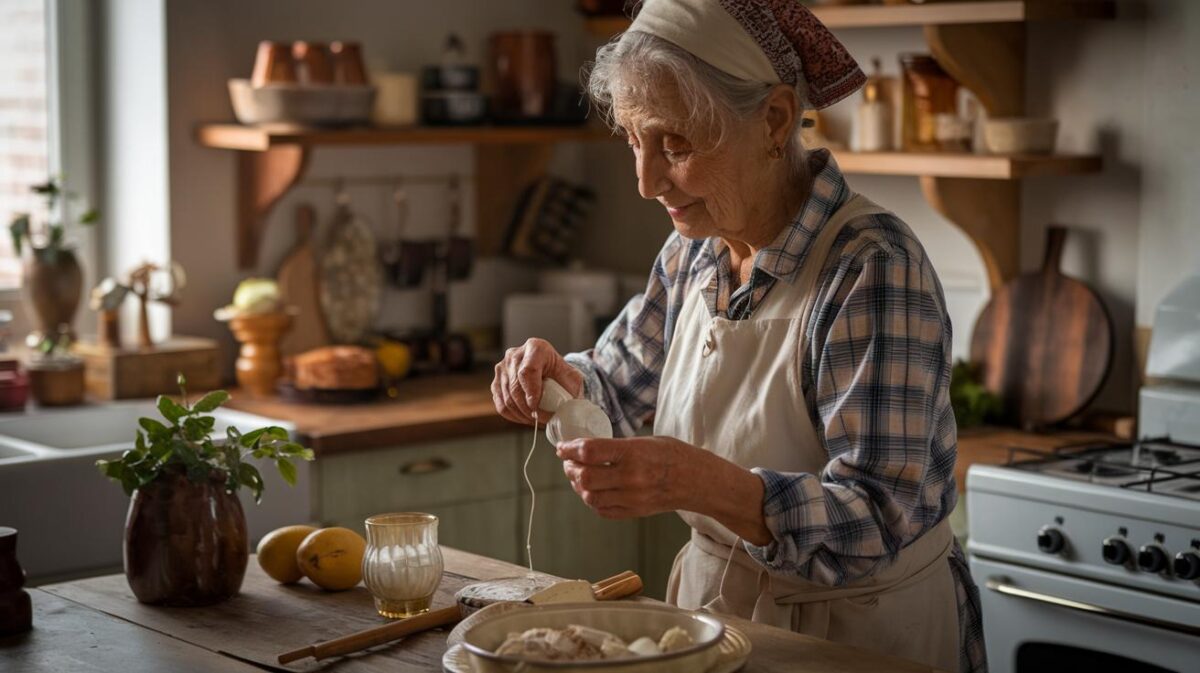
[627,0,865,110]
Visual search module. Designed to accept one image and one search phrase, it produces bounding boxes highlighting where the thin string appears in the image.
[523,412,538,572]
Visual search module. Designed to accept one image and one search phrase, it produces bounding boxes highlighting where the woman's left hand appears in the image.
[556,436,705,519]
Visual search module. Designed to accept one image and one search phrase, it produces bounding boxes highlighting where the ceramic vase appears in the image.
[23,249,82,337]
[123,466,248,606]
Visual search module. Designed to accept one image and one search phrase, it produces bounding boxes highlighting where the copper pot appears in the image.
[292,41,332,84]
[124,466,248,606]
[330,41,368,85]
[489,31,557,121]
[251,41,297,86]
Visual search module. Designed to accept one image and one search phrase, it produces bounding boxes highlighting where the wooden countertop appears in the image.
[13,547,944,673]
[225,372,517,454]
[955,426,1120,492]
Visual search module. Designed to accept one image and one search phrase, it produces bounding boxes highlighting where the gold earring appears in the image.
[769,145,784,159]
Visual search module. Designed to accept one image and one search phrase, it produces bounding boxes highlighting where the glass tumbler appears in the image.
[362,513,444,618]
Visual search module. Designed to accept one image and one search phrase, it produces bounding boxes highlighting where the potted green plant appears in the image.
[25,329,85,406]
[9,177,98,338]
[96,375,313,606]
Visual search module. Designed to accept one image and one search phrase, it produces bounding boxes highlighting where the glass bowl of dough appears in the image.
[461,602,726,672]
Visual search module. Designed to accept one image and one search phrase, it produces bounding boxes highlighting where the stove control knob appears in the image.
[1137,545,1169,574]
[1101,537,1131,565]
[1037,526,1065,555]
[1174,550,1200,581]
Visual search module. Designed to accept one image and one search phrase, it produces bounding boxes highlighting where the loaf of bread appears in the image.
[292,346,378,390]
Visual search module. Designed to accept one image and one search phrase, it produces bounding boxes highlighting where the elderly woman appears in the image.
[491,2,984,671]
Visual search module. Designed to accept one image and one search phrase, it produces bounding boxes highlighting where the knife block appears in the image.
[73,336,221,400]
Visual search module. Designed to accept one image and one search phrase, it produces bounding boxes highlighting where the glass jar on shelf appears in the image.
[899,53,960,151]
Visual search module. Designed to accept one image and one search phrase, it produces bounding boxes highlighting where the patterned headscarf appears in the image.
[627,0,865,110]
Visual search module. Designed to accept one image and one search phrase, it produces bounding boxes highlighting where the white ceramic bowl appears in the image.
[462,602,725,673]
[227,78,375,127]
[984,117,1059,154]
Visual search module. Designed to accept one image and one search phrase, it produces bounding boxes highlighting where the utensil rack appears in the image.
[195,124,609,270]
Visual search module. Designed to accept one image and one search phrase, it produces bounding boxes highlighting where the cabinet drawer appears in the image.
[516,429,569,491]
[519,489,640,583]
[319,433,519,523]
[328,496,520,566]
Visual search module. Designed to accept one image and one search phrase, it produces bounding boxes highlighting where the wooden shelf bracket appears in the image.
[921,176,1020,289]
[925,22,1025,117]
[236,145,310,269]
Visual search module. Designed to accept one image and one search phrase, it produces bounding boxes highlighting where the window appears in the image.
[0,0,51,289]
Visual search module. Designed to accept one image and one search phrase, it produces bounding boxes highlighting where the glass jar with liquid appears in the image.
[362,513,444,618]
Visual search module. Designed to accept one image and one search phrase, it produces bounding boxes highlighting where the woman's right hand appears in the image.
[491,338,584,426]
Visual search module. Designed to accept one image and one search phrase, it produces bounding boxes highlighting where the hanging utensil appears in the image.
[445,175,474,281]
[379,179,435,288]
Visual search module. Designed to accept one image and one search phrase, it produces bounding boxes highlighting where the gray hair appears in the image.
[584,31,805,173]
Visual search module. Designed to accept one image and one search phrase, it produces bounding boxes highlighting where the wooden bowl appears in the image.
[462,602,725,673]
[984,117,1059,155]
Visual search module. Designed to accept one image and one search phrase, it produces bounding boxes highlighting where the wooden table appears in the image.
[4,548,941,672]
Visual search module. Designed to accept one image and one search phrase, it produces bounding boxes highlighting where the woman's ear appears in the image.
[762,84,799,150]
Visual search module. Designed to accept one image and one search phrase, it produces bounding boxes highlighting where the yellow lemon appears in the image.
[296,527,367,591]
[257,525,319,584]
[376,341,412,380]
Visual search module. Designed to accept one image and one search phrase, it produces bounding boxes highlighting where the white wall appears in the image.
[1133,0,1200,326]
[151,1,1198,413]
[99,0,172,344]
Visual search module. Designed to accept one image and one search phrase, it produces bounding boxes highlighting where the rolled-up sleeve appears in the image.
[745,243,956,587]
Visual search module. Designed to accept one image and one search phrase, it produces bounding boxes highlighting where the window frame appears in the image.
[0,0,99,328]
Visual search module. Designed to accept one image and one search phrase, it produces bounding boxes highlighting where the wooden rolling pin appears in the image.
[277,571,643,665]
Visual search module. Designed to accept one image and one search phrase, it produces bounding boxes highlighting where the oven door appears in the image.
[971,557,1200,673]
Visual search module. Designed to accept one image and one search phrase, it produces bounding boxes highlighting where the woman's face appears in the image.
[616,85,775,244]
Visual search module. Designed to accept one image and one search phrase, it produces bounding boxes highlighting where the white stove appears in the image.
[967,277,1200,673]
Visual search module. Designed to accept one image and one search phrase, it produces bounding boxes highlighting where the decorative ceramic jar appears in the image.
[123,466,248,606]
[23,249,82,338]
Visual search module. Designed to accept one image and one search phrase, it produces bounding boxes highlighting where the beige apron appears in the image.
[658,194,960,672]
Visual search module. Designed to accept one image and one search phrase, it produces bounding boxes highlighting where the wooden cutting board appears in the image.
[277,203,331,356]
[969,226,1114,430]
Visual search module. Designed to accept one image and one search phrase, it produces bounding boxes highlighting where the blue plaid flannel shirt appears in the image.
[565,149,986,672]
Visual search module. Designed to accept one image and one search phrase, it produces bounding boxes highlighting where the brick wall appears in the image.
[0,0,49,289]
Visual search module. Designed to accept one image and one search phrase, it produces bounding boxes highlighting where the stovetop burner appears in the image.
[1005,437,1200,500]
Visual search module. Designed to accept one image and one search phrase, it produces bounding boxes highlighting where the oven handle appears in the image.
[985,577,1200,637]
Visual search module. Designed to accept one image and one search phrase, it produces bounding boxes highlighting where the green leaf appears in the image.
[192,390,229,413]
[156,395,189,424]
[9,214,29,257]
[79,208,99,224]
[138,417,170,439]
[238,427,268,448]
[238,463,264,504]
[275,458,297,486]
[182,416,215,443]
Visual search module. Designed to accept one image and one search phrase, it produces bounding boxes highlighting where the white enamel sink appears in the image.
[0,401,312,582]
[0,400,263,453]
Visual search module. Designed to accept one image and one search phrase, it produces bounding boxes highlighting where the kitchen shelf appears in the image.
[832,150,1101,179]
[582,1,1115,36]
[196,123,610,152]
[195,123,613,268]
